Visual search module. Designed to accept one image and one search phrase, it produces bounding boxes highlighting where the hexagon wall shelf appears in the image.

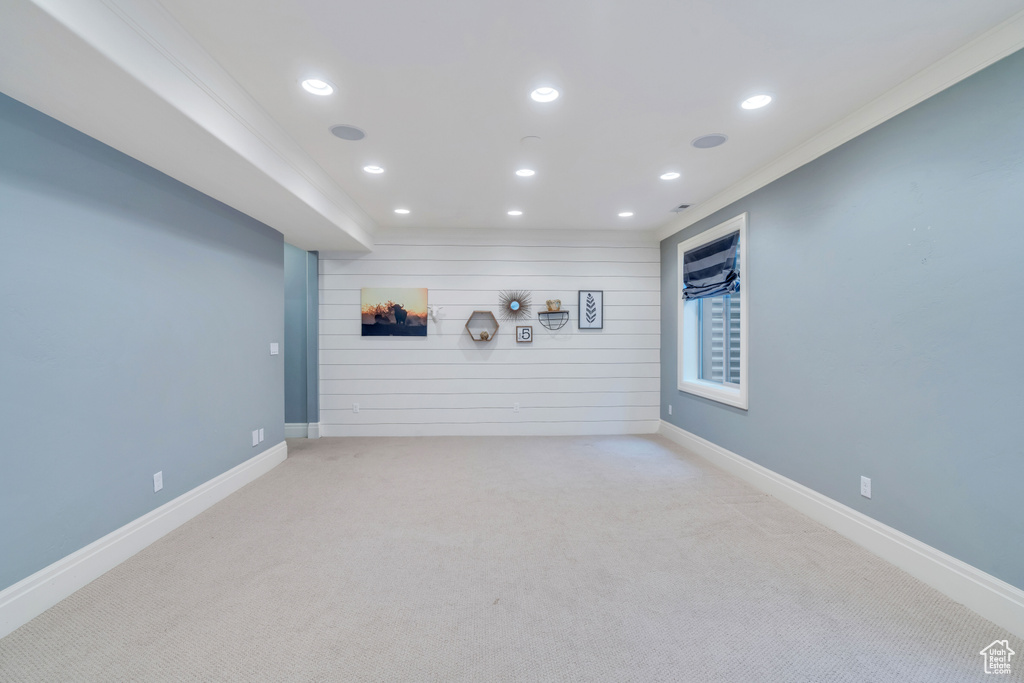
[465,311,499,341]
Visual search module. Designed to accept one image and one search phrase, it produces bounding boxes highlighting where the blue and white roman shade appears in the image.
[681,231,740,300]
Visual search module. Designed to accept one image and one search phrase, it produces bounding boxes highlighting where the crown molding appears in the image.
[655,9,1024,242]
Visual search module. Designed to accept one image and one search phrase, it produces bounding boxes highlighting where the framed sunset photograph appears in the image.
[361,288,428,336]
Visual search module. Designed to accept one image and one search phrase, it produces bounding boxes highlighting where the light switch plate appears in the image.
[270,343,279,355]
[153,471,163,492]
[252,430,259,447]
[259,428,264,443]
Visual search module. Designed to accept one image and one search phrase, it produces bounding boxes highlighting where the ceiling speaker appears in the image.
[691,134,728,149]
[330,125,366,141]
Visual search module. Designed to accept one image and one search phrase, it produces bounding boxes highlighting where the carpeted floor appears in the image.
[0,435,1017,682]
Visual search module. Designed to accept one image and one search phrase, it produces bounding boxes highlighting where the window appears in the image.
[677,213,748,409]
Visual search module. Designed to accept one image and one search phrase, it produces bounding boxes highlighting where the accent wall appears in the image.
[320,229,660,436]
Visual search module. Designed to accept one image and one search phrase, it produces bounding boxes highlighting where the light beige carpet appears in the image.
[0,435,1017,682]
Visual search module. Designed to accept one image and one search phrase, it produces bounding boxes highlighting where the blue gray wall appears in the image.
[661,49,1024,591]
[284,243,319,425]
[0,93,285,592]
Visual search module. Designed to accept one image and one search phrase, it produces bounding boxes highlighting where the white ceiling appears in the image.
[2,1,1023,249]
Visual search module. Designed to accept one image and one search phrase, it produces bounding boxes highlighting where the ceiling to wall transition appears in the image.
[1,1,1023,249]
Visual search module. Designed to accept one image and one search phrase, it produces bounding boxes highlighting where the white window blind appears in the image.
[700,291,741,385]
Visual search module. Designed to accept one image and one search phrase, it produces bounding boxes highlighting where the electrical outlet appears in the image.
[668,404,673,415]
[259,428,264,443]
[153,471,163,492]
[252,430,259,447]
[352,403,360,414]
[513,402,520,413]
[861,476,871,499]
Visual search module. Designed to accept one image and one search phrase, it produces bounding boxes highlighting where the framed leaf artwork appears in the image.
[578,290,603,329]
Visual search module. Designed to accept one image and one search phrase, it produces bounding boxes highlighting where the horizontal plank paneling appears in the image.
[322,259,658,278]
[322,391,658,411]
[321,377,660,395]
[320,305,659,324]
[322,405,656,425]
[320,289,660,307]
[322,274,660,291]
[320,348,659,366]
[320,363,659,381]
[319,333,660,350]
[319,235,660,436]
[320,317,661,336]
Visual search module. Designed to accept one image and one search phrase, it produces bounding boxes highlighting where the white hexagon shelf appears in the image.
[465,310,499,341]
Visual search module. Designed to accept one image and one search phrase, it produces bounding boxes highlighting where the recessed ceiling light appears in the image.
[530,87,559,103]
[516,169,536,177]
[507,210,523,216]
[363,165,385,174]
[618,212,634,218]
[741,94,773,109]
[660,172,681,180]
[692,134,728,149]
[301,78,334,96]
[394,208,410,214]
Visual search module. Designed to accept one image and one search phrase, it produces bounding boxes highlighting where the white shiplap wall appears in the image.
[318,229,660,436]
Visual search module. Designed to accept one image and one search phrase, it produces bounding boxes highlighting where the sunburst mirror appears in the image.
[498,290,532,321]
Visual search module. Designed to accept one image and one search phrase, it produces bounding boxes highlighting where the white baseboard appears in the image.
[285,422,308,439]
[307,422,320,439]
[658,421,1024,640]
[319,420,661,437]
[0,441,288,641]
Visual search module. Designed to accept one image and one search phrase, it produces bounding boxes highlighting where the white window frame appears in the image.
[677,212,748,410]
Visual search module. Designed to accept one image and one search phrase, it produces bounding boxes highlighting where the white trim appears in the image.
[284,423,308,439]
[306,422,321,439]
[657,421,1024,639]
[319,421,661,437]
[677,213,748,410]
[0,441,288,640]
[655,10,1024,242]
